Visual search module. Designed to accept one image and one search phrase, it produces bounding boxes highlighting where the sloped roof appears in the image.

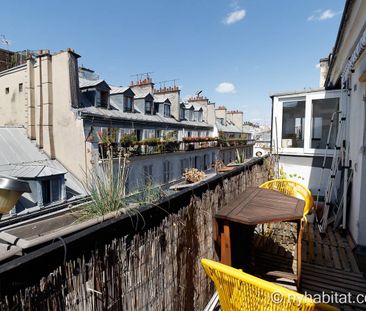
[110,86,130,95]
[0,164,66,178]
[77,107,212,129]
[79,78,110,90]
[0,127,85,193]
[153,93,170,103]
[216,121,242,133]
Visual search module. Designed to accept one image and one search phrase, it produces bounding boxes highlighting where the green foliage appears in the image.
[234,149,246,164]
[141,137,161,146]
[82,149,130,218]
[120,133,137,147]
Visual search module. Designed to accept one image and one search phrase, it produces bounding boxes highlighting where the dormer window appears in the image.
[180,108,185,120]
[198,110,203,122]
[164,104,171,117]
[154,102,160,114]
[96,90,109,108]
[145,100,153,114]
[123,96,133,112]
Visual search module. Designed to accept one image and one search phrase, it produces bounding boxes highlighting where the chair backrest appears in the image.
[259,179,314,216]
[201,259,339,311]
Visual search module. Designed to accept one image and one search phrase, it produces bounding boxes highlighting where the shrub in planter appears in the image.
[164,141,180,152]
[141,137,161,146]
[120,133,137,147]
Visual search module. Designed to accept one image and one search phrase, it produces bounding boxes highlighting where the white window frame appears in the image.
[273,90,341,156]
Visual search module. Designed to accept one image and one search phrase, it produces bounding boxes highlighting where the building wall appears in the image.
[0,50,89,183]
[49,51,90,181]
[345,52,366,246]
[188,97,209,123]
[125,148,219,193]
[328,0,366,86]
[154,88,180,120]
[215,107,226,123]
[0,65,27,126]
[227,112,243,132]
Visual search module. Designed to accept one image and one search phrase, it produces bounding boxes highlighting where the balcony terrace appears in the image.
[0,157,364,310]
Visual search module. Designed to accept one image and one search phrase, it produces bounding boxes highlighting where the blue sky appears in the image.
[1,0,345,124]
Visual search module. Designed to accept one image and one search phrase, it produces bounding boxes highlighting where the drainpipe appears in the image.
[37,52,43,149]
[342,79,350,230]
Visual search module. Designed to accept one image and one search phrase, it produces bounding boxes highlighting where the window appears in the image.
[311,98,339,149]
[198,110,203,122]
[19,83,23,92]
[41,178,61,205]
[282,101,305,148]
[123,96,133,112]
[145,100,153,114]
[180,159,189,174]
[164,104,170,117]
[163,160,171,183]
[96,90,109,108]
[154,102,160,114]
[5,87,9,94]
[143,165,153,185]
[180,108,185,120]
[203,154,209,170]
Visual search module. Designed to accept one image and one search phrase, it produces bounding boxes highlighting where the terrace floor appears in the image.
[255,224,366,311]
[209,225,366,311]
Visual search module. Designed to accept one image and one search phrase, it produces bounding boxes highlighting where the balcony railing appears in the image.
[98,137,255,159]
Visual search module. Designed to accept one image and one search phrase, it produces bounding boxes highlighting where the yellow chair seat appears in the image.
[201,258,339,311]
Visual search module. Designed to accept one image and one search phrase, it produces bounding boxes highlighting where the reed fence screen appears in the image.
[1,161,269,310]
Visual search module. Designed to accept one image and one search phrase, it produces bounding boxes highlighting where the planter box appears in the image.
[169,173,216,190]
[0,206,122,249]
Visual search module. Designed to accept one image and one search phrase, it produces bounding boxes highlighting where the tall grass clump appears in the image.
[83,148,129,218]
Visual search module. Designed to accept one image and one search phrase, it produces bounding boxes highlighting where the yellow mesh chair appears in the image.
[259,179,315,261]
[259,179,314,216]
[201,259,339,311]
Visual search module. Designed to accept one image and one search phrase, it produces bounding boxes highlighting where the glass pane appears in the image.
[311,98,339,149]
[282,101,305,148]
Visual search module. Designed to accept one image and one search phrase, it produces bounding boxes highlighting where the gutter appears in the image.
[325,0,354,88]
[79,112,214,131]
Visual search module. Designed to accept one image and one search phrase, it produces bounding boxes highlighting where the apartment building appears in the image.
[0,48,251,210]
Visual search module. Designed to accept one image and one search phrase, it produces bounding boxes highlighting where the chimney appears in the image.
[319,57,329,87]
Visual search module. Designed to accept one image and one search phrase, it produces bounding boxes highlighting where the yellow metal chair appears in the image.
[201,258,339,311]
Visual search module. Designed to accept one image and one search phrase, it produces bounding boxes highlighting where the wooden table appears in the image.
[215,187,305,286]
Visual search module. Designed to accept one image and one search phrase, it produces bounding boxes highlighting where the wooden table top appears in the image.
[216,187,305,225]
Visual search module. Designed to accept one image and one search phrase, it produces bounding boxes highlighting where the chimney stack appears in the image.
[319,57,329,87]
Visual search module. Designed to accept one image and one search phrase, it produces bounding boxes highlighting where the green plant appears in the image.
[120,133,137,147]
[82,148,130,218]
[141,137,161,146]
[234,149,245,163]
[132,180,167,206]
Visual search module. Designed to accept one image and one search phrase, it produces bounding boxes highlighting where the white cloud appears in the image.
[307,9,340,22]
[215,82,236,93]
[320,9,336,20]
[223,9,246,25]
[315,63,320,69]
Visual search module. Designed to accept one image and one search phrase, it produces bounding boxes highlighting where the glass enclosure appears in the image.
[311,98,339,149]
[282,101,305,148]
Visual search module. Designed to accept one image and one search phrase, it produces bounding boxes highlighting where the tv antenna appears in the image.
[196,90,203,97]
[157,78,179,88]
[0,34,12,50]
[130,72,154,81]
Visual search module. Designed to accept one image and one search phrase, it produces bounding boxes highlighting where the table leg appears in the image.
[221,221,231,266]
[297,220,304,289]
